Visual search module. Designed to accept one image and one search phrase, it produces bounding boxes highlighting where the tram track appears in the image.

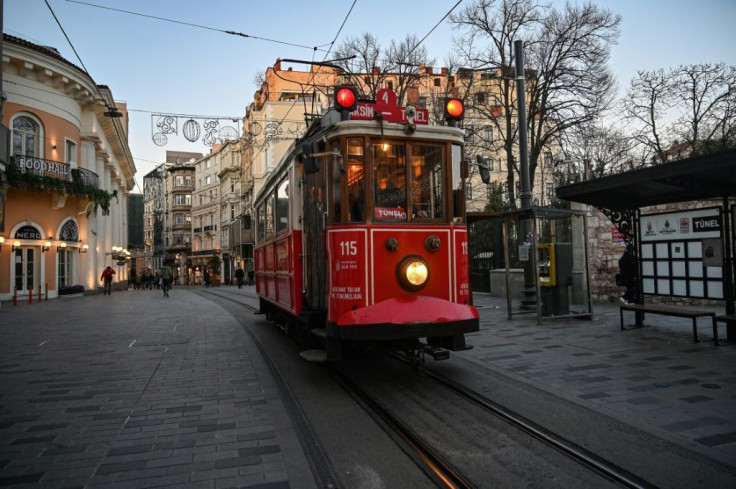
[202,288,656,488]
[205,289,475,487]
[392,353,656,489]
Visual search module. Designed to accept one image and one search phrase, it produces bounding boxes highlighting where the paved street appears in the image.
[0,287,312,488]
[1,286,735,487]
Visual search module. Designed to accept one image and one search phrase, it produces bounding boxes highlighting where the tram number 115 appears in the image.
[340,240,358,256]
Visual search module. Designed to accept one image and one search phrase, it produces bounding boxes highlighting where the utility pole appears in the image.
[515,40,536,309]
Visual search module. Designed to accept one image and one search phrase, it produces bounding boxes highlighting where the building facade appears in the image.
[164,163,194,283]
[1,35,135,299]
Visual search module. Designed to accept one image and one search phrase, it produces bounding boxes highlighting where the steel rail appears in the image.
[323,364,476,489]
[396,354,656,489]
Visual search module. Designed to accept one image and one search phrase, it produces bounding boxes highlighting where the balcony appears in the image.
[193,227,202,233]
[12,155,100,188]
[203,225,217,233]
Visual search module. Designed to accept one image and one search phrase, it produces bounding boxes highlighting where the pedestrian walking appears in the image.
[234,267,245,289]
[100,266,115,295]
[160,263,173,297]
[617,243,637,304]
[247,261,254,286]
[204,270,210,288]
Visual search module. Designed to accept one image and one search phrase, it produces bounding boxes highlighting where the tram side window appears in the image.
[374,142,407,221]
[276,178,289,234]
[451,144,465,221]
[257,205,266,241]
[331,143,342,223]
[266,193,275,239]
[411,144,443,219]
[347,138,364,222]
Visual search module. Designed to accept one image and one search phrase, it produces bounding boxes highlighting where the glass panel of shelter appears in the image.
[503,208,591,321]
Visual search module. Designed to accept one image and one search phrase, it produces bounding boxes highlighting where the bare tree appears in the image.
[623,68,677,164]
[333,33,386,100]
[673,63,736,153]
[623,63,736,164]
[526,3,620,185]
[560,123,633,182]
[451,0,543,205]
[332,33,433,106]
[450,0,620,206]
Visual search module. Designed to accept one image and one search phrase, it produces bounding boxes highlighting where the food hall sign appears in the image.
[16,155,69,179]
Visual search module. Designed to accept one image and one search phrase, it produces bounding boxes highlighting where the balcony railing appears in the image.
[13,155,100,188]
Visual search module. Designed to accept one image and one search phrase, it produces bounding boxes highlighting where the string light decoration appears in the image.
[151,114,242,147]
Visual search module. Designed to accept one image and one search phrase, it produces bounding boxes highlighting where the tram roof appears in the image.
[556,149,736,211]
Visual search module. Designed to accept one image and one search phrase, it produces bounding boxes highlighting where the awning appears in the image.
[556,149,736,210]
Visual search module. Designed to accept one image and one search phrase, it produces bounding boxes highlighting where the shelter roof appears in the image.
[556,149,736,210]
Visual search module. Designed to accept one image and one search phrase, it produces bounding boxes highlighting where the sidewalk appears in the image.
[0,287,314,488]
[465,293,736,467]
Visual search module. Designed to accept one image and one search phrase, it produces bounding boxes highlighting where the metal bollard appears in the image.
[38,284,42,302]
[13,287,17,306]
[28,285,33,304]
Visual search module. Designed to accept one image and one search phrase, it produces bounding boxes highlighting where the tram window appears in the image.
[276,178,289,234]
[411,144,443,219]
[374,142,407,220]
[257,205,266,241]
[265,193,275,239]
[331,143,342,223]
[348,138,364,221]
[451,144,465,221]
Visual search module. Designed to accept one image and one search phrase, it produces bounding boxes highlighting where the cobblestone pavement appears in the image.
[0,287,313,489]
[1,286,735,487]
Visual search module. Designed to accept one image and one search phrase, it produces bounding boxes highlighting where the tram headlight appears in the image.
[396,255,429,292]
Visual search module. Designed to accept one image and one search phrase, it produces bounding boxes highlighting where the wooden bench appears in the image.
[620,304,718,346]
[713,314,736,345]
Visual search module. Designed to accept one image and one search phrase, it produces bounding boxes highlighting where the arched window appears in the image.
[12,115,40,157]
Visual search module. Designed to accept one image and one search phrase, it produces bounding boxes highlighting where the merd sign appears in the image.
[350,88,429,125]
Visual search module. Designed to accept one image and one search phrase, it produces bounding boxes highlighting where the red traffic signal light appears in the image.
[444,98,464,126]
[334,86,358,120]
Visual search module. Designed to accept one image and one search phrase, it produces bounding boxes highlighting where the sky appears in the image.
[5,0,736,192]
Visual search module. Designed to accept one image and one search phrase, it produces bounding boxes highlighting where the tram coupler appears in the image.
[419,343,450,361]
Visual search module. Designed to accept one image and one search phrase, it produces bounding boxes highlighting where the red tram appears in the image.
[254,86,479,360]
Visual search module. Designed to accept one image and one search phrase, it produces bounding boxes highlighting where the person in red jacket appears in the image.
[100,266,116,295]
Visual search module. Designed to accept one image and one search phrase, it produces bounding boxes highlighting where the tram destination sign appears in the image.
[349,88,429,125]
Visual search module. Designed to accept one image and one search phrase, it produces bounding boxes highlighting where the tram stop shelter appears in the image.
[556,149,736,340]
[500,206,593,322]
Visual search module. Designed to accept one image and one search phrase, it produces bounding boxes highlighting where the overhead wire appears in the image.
[65,0,332,52]
[44,0,136,191]
[245,0,359,169]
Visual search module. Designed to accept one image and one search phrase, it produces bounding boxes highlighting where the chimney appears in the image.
[274,58,281,71]
[441,67,448,75]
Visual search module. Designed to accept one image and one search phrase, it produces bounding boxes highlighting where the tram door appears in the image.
[13,248,37,295]
[302,156,328,311]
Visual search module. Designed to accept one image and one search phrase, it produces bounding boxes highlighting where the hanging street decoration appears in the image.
[151,114,242,147]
